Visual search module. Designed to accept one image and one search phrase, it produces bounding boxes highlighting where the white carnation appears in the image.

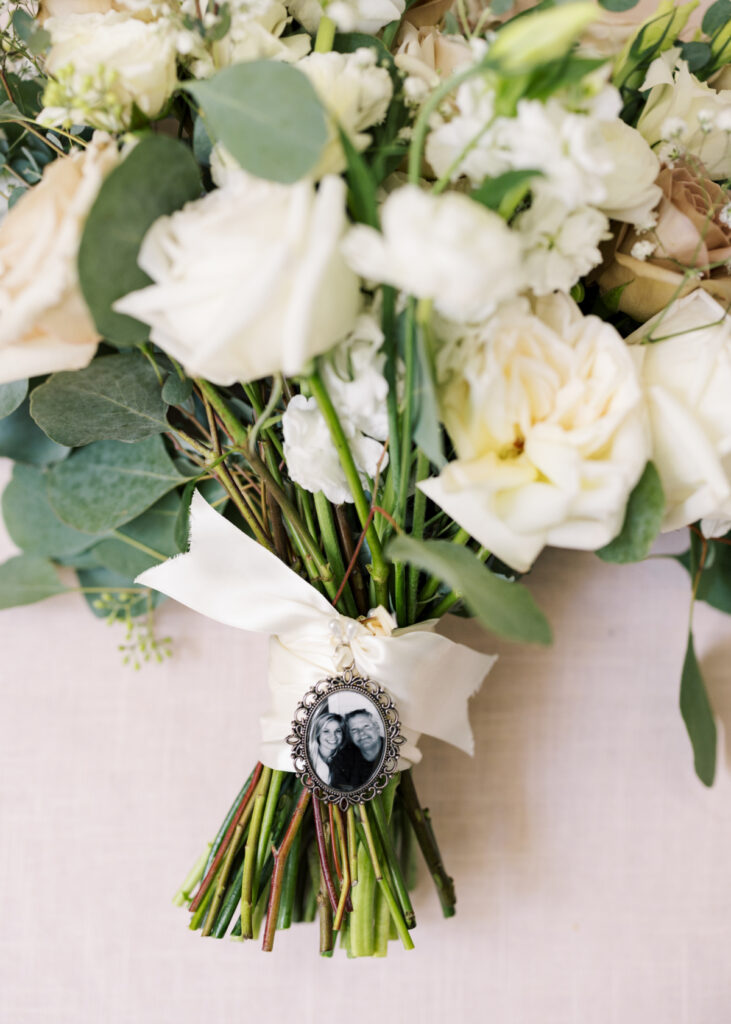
[342,185,522,322]
[515,198,609,296]
[421,293,650,572]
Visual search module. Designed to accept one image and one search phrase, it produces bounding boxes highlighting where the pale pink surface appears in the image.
[0,457,730,1023]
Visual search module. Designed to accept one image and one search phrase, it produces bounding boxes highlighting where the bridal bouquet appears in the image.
[1,0,730,957]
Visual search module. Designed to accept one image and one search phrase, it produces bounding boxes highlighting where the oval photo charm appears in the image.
[287,670,404,809]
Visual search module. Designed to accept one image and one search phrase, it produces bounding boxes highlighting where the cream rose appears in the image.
[419,293,650,572]
[113,173,361,385]
[626,291,731,533]
[0,134,119,384]
[41,11,178,131]
[342,185,522,321]
[394,22,474,96]
[637,56,731,182]
[598,158,731,322]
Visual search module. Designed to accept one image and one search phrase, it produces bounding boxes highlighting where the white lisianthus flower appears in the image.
[113,173,361,385]
[596,119,662,226]
[342,185,522,322]
[297,48,393,178]
[41,11,178,130]
[286,0,404,35]
[626,291,731,533]
[420,294,650,572]
[0,134,120,384]
[637,56,731,181]
[282,312,389,503]
[514,197,609,296]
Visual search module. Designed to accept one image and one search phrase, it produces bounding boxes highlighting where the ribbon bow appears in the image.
[137,493,496,771]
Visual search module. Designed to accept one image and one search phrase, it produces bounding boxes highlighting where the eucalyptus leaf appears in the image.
[675,539,731,615]
[174,476,227,551]
[78,135,201,346]
[92,491,182,578]
[0,400,70,465]
[46,435,189,534]
[598,0,639,10]
[161,372,194,406]
[77,565,164,619]
[0,379,28,419]
[30,352,168,446]
[0,554,69,609]
[679,40,712,72]
[680,631,717,786]
[471,169,541,215]
[388,535,552,644]
[596,463,664,563]
[2,463,98,557]
[182,62,328,184]
[702,0,731,36]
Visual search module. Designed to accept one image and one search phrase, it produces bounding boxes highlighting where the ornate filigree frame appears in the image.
[287,669,404,810]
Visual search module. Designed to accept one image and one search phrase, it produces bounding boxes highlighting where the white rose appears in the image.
[41,11,178,130]
[597,118,661,226]
[420,294,650,572]
[626,291,731,532]
[114,173,361,385]
[342,185,522,322]
[286,0,405,34]
[637,57,731,181]
[514,196,609,296]
[297,48,393,178]
[0,134,120,384]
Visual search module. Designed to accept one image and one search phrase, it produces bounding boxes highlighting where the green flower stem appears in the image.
[256,769,286,874]
[262,787,311,952]
[173,845,211,907]
[407,449,430,623]
[374,889,391,957]
[240,767,271,939]
[398,770,456,918]
[350,838,375,957]
[381,286,401,499]
[332,807,351,931]
[408,62,490,185]
[314,492,358,617]
[242,382,284,459]
[189,876,217,930]
[347,805,358,886]
[358,804,414,951]
[314,13,336,52]
[319,865,335,956]
[276,824,301,930]
[308,367,389,608]
[392,299,418,623]
[371,794,415,928]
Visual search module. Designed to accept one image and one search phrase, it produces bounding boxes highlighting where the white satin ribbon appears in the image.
[136,493,496,771]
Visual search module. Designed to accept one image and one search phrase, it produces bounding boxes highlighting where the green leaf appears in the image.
[471,169,541,218]
[30,352,168,446]
[174,476,227,551]
[334,33,394,67]
[675,537,731,615]
[413,324,445,470]
[0,554,68,609]
[702,0,731,36]
[680,631,717,786]
[338,124,379,229]
[46,435,189,534]
[161,371,194,406]
[76,565,163,619]
[2,463,97,557]
[388,535,552,644]
[679,40,712,72]
[599,0,639,10]
[77,135,201,347]
[182,62,328,184]
[0,379,28,418]
[596,462,664,564]
[92,491,182,578]
[0,400,69,465]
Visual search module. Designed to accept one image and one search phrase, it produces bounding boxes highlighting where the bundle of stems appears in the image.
[173,767,456,955]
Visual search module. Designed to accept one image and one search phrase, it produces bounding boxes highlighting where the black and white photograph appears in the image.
[305,690,387,794]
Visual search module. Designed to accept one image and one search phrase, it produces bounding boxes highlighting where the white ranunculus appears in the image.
[286,0,404,35]
[282,312,389,503]
[637,56,731,181]
[114,173,361,385]
[41,11,178,130]
[596,118,661,226]
[342,185,522,322]
[514,197,609,295]
[0,134,120,384]
[420,293,650,572]
[297,48,393,178]
[626,291,731,533]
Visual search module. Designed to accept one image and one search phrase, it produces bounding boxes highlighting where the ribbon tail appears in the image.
[136,491,333,635]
